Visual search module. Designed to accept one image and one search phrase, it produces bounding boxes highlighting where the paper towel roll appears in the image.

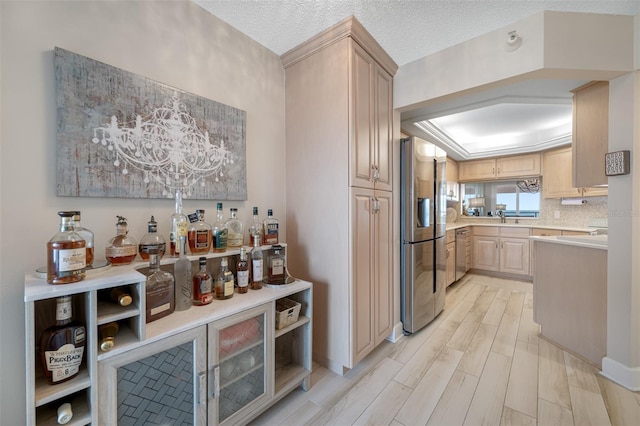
[561,198,587,205]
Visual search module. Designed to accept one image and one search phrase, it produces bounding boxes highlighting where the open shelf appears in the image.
[275,315,310,338]
[34,370,91,407]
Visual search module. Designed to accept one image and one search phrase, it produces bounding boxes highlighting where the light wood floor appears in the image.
[252,273,640,425]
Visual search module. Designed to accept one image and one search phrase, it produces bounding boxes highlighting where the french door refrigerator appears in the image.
[401,136,447,334]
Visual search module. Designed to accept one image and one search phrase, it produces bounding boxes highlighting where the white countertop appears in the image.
[445,222,596,234]
[530,234,608,250]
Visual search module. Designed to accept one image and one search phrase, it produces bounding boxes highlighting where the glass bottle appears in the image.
[97,286,132,307]
[169,189,189,257]
[250,238,263,290]
[192,257,213,306]
[236,247,249,294]
[262,209,279,245]
[39,296,86,384]
[72,211,94,267]
[139,216,166,261]
[174,236,193,311]
[215,257,235,300]
[98,322,120,352]
[267,245,286,284]
[145,251,175,323]
[188,209,212,254]
[247,206,262,247]
[212,202,228,253]
[226,208,244,249]
[47,211,86,284]
[105,216,138,265]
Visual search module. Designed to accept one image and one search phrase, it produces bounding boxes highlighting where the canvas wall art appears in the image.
[55,47,247,200]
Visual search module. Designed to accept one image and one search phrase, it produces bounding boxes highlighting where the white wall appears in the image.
[0,1,285,424]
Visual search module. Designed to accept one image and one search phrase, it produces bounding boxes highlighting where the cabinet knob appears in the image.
[372,165,380,182]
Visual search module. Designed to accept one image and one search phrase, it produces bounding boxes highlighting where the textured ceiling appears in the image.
[193,0,640,66]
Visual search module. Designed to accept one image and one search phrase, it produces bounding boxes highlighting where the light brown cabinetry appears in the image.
[458,153,541,182]
[446,158,459,200]
[445,230,456,286]
[473,227,530,276]
[283,17,397,374]
[542,147,608,198]
[572,81,609,188]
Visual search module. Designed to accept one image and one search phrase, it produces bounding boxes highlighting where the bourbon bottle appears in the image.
[47,211,86,285]
[39,296,86,384]
[145,251,175,323]
[97,286,132,307]
[139,216,166,261]
[188,209,212,254]
[262,209,279,245]
[236,247,249,294]
[105,216,137,265]
[225,208,244,249]
[72,211,94,267]
[192,257,213,306]
[215,257,234,300]
[267,245,286,284]
[247,206,262,247]
[212,202,228,253]
[98,322,120,352]
[250,238,263,290]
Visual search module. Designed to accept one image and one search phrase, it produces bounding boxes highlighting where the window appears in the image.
[463,180,540,217]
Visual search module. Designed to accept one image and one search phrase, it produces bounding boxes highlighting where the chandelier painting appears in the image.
[55,47,247,200]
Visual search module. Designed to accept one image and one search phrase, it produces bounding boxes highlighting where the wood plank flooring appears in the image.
[251,273,640,425]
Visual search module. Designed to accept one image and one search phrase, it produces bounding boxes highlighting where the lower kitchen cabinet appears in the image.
[445,230,456,286]
[472,227,530,276]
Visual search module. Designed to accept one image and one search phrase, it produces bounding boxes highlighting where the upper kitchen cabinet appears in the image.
[458,153,541,182]
[282,16,397,375]
[446,158,459,200]
[572,81,609,188]
[542,147,608,198]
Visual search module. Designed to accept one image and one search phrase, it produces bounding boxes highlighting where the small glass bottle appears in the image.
[247,206,262,247]
[98,322,120,352]
[192,257,213,306]
[97,286,132,307]
[215,257,235,300]
[105,216,138,265]
[267,245,286,284]
[145,251,175,323]
[226,208,244,249]
[236,247,249,294]
[212,202,228,253]
[188,209,212,254]
[72,211,94,267]
[174,236,193,311]
[47,211,86,284]
[250,238,263,290]
[139,216,166,261]
[169,189,189,257]
[39,296,86,384]
[262,209,279,245]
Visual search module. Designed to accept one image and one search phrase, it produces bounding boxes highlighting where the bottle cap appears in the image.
[100,337,115,352]
[253,207,258,215]
[57,402,73,424]
[268,209,273,216]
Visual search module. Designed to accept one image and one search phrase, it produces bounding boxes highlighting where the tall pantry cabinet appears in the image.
[282,16,397,374]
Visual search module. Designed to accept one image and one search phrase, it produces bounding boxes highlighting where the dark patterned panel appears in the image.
[117,342,194,425]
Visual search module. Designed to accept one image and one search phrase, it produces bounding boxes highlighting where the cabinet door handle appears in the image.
[372,165,380,182]
[211,365,220,398]
[198,372,207,405]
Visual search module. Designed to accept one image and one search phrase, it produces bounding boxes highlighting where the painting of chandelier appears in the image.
[55,47,247,200]
[92,94,233,198]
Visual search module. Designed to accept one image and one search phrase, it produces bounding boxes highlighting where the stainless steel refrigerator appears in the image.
[401,136,447,334]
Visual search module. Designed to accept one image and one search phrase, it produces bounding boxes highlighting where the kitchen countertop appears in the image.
[445,222,597,234]
[530,234,608,250]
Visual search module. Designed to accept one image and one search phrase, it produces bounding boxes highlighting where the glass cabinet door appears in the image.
[98,326,207,425]
[208,303,273,425]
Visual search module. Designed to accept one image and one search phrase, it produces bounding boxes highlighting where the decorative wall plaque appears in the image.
[605,150,630,176]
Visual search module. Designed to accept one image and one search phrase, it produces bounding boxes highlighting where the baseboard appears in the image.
[386,321,405,343]
[601,356,640,391]
[312,352,349,376]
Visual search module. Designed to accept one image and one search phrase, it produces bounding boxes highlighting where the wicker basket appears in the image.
[275,298,301,330]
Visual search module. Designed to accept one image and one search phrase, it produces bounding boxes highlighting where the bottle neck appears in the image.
[148,254,160,272]
[174,190,183,214]
[180,236,187,257]
[55,297,73,325]
[60,216,75,232]
[116,224,128,236]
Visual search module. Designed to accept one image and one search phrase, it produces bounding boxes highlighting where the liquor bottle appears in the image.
[145,251,175,323]
[226,208,244,249]
[247,206,262,247]
[174,236,193,311]
[192,257,213,306]
[212,202,228,253]
[169,189,188,257]
[105,216,138,265]
[262,209,279,245]
[72,211,94,267]
[267,244,286,284]
[57,402,73,424]
[187,209,212,254]
[47,211,86,285]
[139,216,166,261]
[39,296,86,384]
[215,257,235,299]
[236,247,249,294]
[250,238,263,290]
[97,286,132,307]
[98,322,120,352]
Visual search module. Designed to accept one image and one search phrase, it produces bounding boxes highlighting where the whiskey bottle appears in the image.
[139,216,166,261]
[250,238,263,290]
[174,236,193,311]
[215,257,235,299]
[97,286,132,307]
[267,245,286,284]
[247,206,262,247]
[212,202,228,253]
[39,296,86,384]
[145,251,175,323]
[98,322,120,352]
[262,209,279,245]
[188,209,212,254]
[71,211,94,267]
[47,211,86,285]
[169,189,189,257]
[226,208,244,249]
[236,247,249,294]
[192,257,213,306]
[105,216,138,265]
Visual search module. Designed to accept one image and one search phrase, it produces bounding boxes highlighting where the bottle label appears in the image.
[200,277,212,294]
[224,279,234,296]
[56,299,72,321]
[252,259,263,281]
[57,248,86,272]
[271,258,284,276]
[200,294,213,304]
[194,230,210,249]
[215,229,228,250]
[45,343,85,383]
[177,221,188,238]
[106,246,137,257]
[150,302,171,316]
[237,270,249,288]
[264,224,278,245]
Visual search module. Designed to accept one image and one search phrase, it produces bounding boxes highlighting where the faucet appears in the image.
[498,211,506,223]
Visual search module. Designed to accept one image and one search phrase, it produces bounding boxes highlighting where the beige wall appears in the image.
[0,1,285,423]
